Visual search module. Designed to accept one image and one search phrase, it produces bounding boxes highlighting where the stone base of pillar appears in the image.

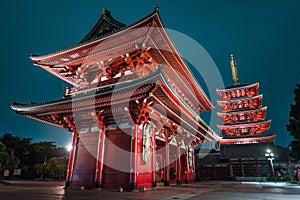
[185,179,190,184]
[164,180,170,186]
[152,181,157,188]
[130,182,138,192]
[176,180,182,185]
[94,182,102,189]
[65,181,71,188]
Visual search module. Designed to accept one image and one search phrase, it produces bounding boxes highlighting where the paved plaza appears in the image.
[1,180,300,200]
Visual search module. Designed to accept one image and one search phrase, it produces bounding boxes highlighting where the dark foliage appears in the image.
[0,133,68,179]
[287,84,300,160]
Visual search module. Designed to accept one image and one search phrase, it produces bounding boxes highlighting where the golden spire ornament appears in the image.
[230,54,240,85]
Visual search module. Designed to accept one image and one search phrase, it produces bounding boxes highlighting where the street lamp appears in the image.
[66,144,73,152]
[265,149,275,182]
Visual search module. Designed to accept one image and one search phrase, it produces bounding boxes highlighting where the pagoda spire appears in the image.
[230,54,240,85]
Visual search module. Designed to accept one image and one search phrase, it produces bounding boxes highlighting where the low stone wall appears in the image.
[234,176,267,182]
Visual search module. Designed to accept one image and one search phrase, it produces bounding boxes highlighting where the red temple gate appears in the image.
[11,7,220,190]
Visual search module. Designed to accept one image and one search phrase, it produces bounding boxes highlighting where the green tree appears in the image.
[0,142,9,178]
[287,84,300,160]
[280,162,296,182]
[0,142,19,179]
[56,162,67,179]
[35,159,67,180]
[1,133,68,179]
[0,133,32,167]
[35,162,46,180]
[30,142,65,164]
[5,148,20,170]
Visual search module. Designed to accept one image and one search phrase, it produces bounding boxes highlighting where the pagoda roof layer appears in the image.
[217,94,263,113]
[217,120,271,137]
[217,83,259,100]
[217,106,267,124]
[29,8,213,111]
[219,134,276,145]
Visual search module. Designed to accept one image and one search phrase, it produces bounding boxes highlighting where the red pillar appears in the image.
[164,141,170,186]
[229,164,234,177]
[212,165,217,179]
[185,148,190,184]
[255,159,260,177]
[65,131,78,187]
[152,135,157,188]
[240,159,245,177]
[176,146,181,185]
[94,126,106,188]
[192,150,195,182]
[297,166,300,184]
[130,125,139,191]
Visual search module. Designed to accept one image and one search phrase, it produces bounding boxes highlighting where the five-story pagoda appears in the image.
[217,54,276,145]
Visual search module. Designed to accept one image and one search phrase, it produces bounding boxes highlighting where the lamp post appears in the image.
[265,149,275,182]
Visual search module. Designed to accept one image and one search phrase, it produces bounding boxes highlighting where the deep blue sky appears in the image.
[0,0,299,148]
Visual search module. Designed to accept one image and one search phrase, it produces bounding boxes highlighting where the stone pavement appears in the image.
[1,180,300,200]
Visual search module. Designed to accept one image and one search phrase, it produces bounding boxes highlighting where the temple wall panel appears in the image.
[102,128,131,190]
[136,172,153,189]
[180,154,188,183]
[71,132,98,189]
[188,171,194,183]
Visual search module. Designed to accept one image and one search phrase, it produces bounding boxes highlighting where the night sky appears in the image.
[1,0,299,148]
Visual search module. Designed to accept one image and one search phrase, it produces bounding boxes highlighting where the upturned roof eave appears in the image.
[29,8,159,61]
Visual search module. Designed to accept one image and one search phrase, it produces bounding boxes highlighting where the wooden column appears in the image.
[185,148,190,184]
[152,135,157,188]
[255,159,260,177]
[240,159,245,177]
[130,125,139,191]
[213,165,218,179]
[176,146,181,185]
[65,131,78,187]
[229,164,234,177]
[164,141,170,186]
[94,126,106,188]
[192,149,195,182]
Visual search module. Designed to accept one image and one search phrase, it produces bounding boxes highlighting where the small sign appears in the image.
[4,170,10,177]
[13,169,21,176]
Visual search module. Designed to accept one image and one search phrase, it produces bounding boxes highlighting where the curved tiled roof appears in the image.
[30,7,159,60]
